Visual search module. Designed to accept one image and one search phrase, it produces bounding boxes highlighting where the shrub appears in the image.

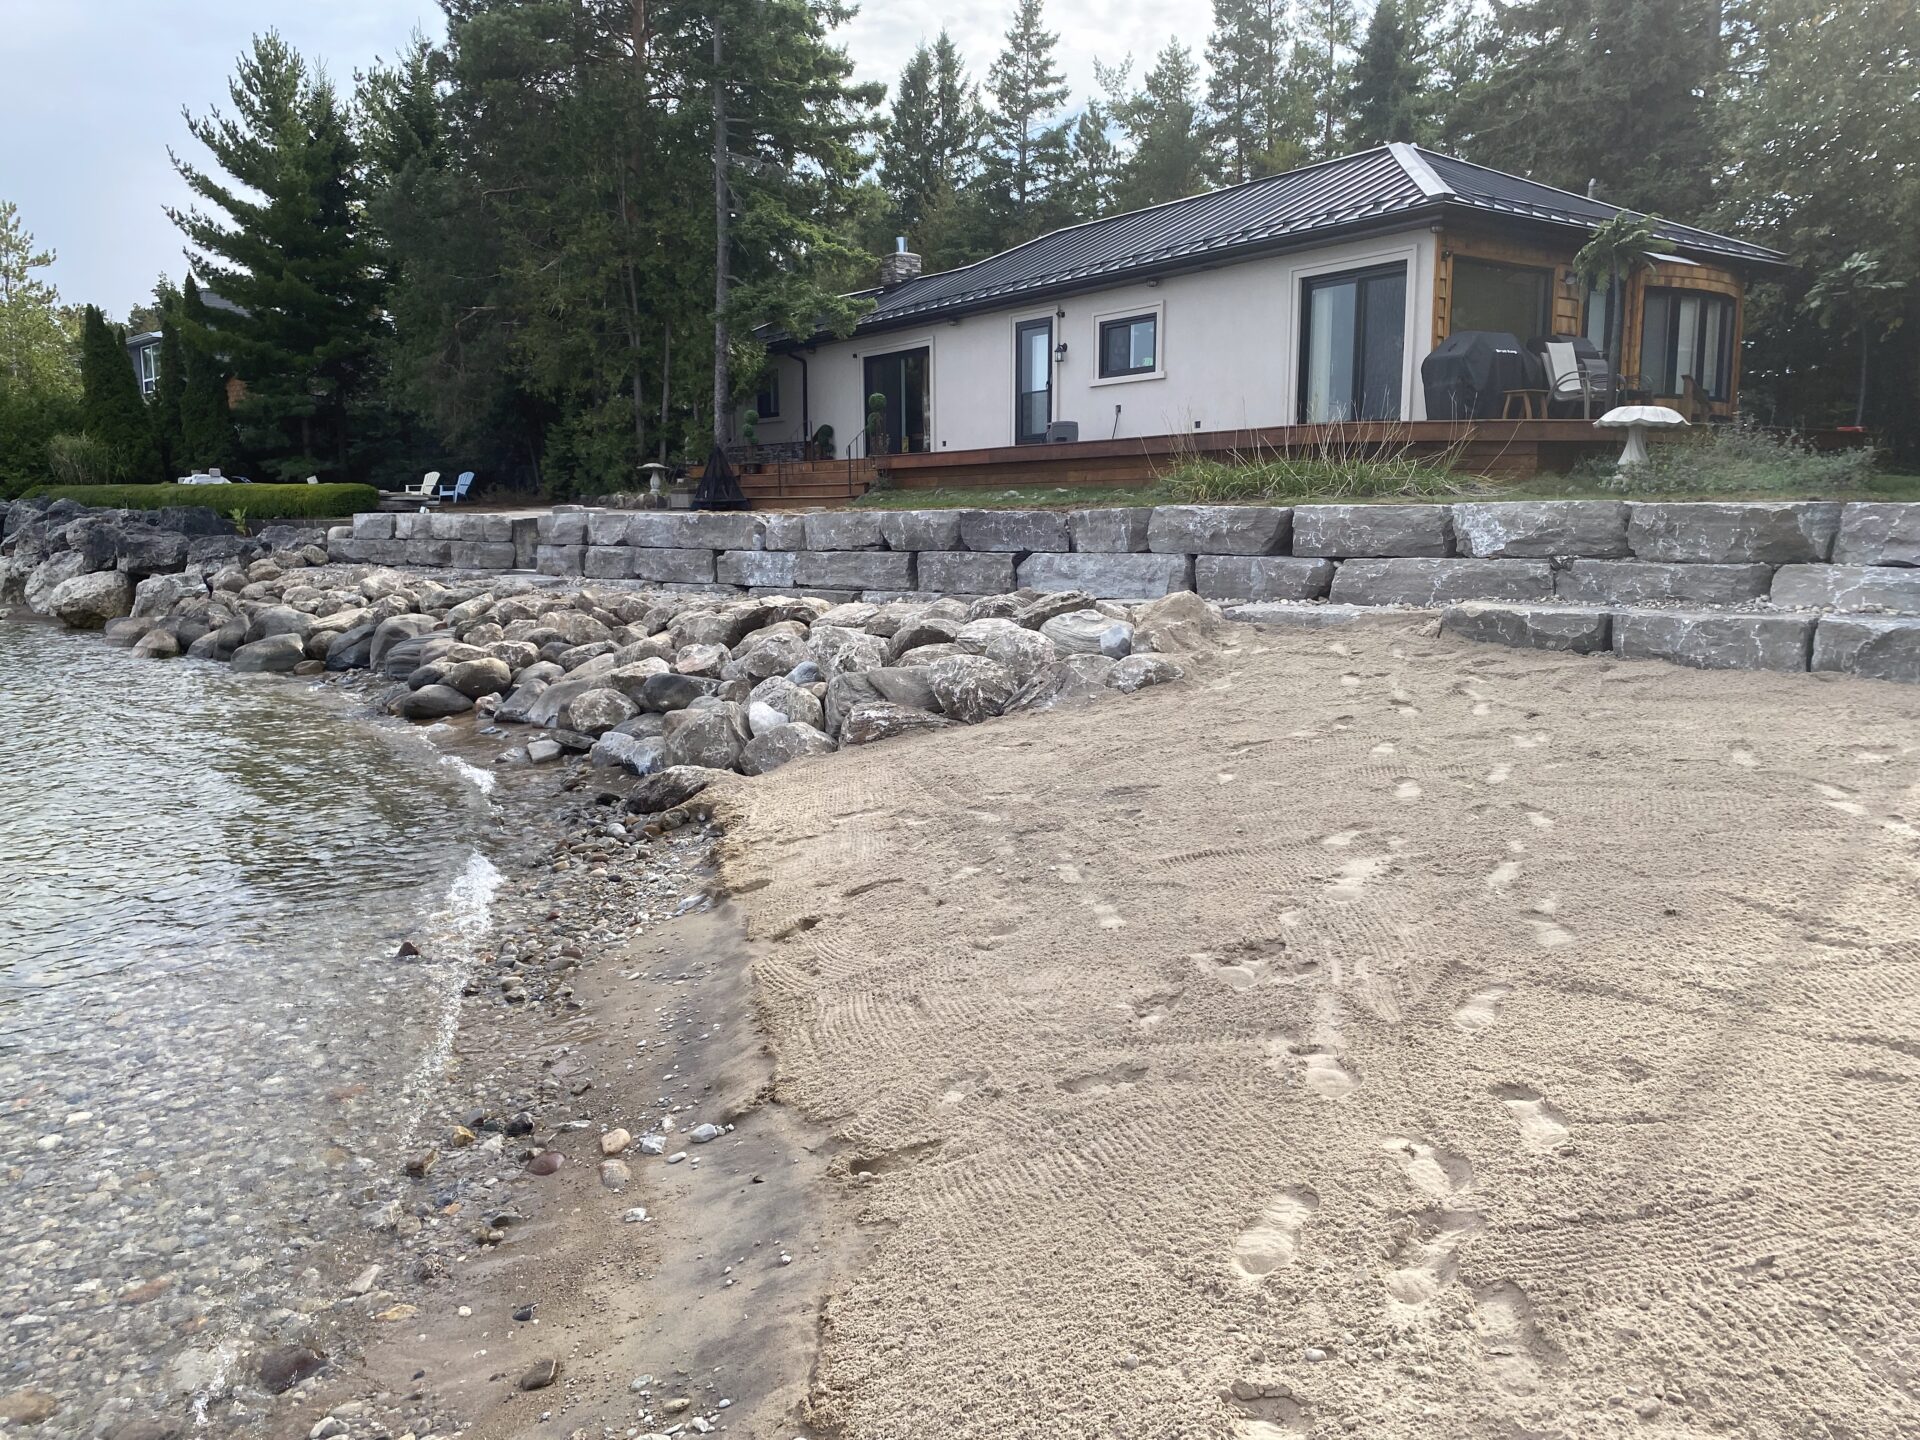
[1158,428,1476,502]
[24,482,380,518]
[1575,423,1881,496]
[46,431,132,487]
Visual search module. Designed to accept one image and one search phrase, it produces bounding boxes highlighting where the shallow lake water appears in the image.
[0,620,501,1434]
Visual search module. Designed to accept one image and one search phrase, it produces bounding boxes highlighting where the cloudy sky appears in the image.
[4,0,1209,319]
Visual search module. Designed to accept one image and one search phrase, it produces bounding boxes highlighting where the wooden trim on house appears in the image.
[1433,226,1751,416]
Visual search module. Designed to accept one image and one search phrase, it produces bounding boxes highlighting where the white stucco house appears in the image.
[744,144,1784,462]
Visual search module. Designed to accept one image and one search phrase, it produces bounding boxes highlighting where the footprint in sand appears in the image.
[1301,1051,1359,1099]
[1372,742,1397,756]
[1485,859,1521,892]
[1326,855,1390,902]
[1511,730,1550,750]
[1089,902,1127,930]
[1524,900,1572,947]
[1385,1138,1474,1203]
[1453,985,1510,1035]
[1230,1187,1320,1281]
[1523,807,1554,829]
[1230,1391,1310,1440]
[1492,1083,1571,1152]
[1485,762,1513,785]
[1053,862,1083,884]
[1728,747,1758,768]
[1394,778,1423,801]
[1340,672,1363,688]
[1472,1281,1558,1396]
[1320,828,1360,848]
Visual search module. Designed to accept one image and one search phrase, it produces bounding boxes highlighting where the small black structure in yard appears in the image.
[693,444,750,511]
[1421,331,1546,420]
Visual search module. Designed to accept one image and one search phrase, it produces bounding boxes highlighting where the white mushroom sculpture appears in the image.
[1595,404,1689,470]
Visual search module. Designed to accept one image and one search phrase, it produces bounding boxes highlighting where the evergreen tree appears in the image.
[1298,0,1361,155]
[1205,0,1304,183]
[79,305,160,479]
[177,276,237,472]
[1348,0,1428,145]
[878,33,982,246]
[1108,42,1212,210]
[0,199,78,399]
[1461,0,1720,214]
[152,307,187,475]
[982,0,1074,243]
[169,32,383,479]
[1062,103,1119,218]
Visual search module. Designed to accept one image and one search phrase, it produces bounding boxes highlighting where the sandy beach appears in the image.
[693,611,1920,1439]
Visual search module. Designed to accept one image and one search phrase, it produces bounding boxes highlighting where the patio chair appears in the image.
[437,471,476,504]
[1542,342,1613,418]
[401,470,442,499]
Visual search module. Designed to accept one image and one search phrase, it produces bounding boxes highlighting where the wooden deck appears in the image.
[720,419,1618,509]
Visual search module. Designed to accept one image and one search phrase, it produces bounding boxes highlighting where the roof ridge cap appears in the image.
[1389,142,1453,200]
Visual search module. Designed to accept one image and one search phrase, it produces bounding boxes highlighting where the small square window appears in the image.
[1098,313,1158,378]
[754,373,780,420]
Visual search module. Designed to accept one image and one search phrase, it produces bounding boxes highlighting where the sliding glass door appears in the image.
[861,347,931,454]
[1299,263,1407,422]
[1014,318,1052,444]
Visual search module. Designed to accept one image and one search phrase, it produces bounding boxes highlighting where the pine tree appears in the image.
[1109,42,1212,210]
[1348,0,1429,145]
[1462,0,1720,214]
[1062,103,1119,218]
[177,276,237,472]
[1298,0,1361,155]
[168,32,382,479]
[1205,0,1304,183]
[879,33,982,243]
[0,200,78,399]
[79,305,160,479]
[982,0,1074,243]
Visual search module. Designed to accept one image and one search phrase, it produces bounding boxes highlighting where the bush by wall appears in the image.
[26,482,380,518]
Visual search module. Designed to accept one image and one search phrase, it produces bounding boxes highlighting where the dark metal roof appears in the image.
[823,146,1785,342]
[1416,150,1787,267]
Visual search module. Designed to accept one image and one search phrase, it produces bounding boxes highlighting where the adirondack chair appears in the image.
[402,470,442,499]
[438,471,476,503]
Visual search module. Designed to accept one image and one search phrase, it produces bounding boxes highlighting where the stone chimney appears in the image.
[878,236,922,290]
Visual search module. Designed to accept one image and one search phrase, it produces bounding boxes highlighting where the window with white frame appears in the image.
[136,344,159,396]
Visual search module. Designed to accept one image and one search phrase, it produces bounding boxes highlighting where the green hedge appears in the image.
[24,482,380,519]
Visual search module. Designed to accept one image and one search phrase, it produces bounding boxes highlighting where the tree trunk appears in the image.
[659,325,672,461]
[711,18,729,450]
[1857,322,1870,428]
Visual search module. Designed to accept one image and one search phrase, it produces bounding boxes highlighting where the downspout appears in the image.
[795,350,810,455]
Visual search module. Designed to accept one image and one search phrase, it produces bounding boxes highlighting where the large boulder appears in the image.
[391,684,475,720]
[590,732,668,775]
[23,551,93,613]
[840,701,955,746]
[46,570,135,629]
[739,722,838,775]
[810,624,889,680]
[1040,609,1134,658]
[922,654,1017,724]
[441,656,514,698]
[673,642,731,678]
[1146,504,1290,556]
[662,704,750,770]
[1130,591,1230,654]
[567,687,641,736]
[323,621,380,671]
[370,614,440,670]
[748,676,826,732]
[495,677,551,725]
[1612,610,1815,673]
[1291,504,1453,558]
[824,667,939,734]
[1016,552,1192,599]
[640,671,718,713]
[624,765,732,815]
[130,571,209,619]
[1811,615,1920,682]
[1106,654,1184,692]
[230,632,309,673]
[958,510,1071,553]
[246,605,315,645]
[1440,602,1614,655]
[729,629,812,683]
[1006,655,1117,712]
[1833,503,1920,567]
[1328,558,1554,607]
[117,528,192,576]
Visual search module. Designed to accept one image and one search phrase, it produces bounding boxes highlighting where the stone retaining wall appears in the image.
[328,501,1920,683]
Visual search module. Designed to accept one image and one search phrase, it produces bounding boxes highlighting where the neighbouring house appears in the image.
[746,145,1786,461]
[125,289,248,406]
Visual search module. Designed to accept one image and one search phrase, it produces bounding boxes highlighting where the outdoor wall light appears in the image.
[1054,340,1069,364]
